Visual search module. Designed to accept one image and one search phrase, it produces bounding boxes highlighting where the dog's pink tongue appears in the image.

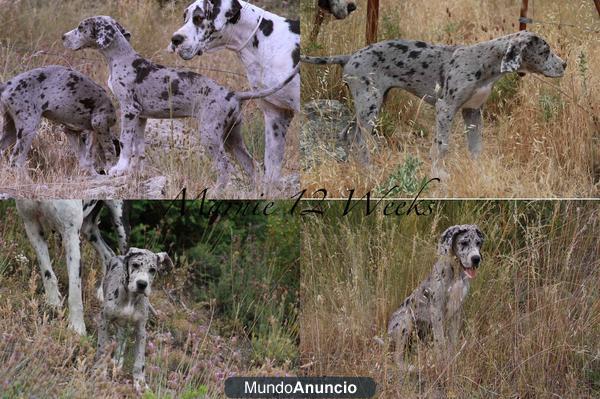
[464,268,477,279]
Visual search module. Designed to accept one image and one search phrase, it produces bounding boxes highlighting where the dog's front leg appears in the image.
[96,313,110,362]
[133,320,148,393]
[429,299,449,365]
[114,326,126,369]
[109,109,140,176]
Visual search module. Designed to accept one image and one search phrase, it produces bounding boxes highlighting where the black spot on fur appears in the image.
[475,70,482,79]
[44,270,51,279]
[225,92,235,101]
[114,288,119,299]
[259,18,274,36]
[292,45,300,67]
[37,73,47,82]
[79,98,96,111]
[422,62,429,69]
[388,42,408,53]
[131,58,162,84]
[408,50,421,59]
[415,41,427,48]
[286,19,300,35]
[41,101,49,110]
[124,113,135,120]
[225,0,242,23]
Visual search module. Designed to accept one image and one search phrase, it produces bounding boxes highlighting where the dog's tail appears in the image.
[236,64,299,101]
[301,54,351,65]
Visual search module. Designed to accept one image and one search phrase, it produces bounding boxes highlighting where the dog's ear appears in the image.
[93,17,127,49]
[474,226,485,245]
[124,247,145,263]
[438,225,466,256]
[113,20,132,42]
[156,252,174,272]
[501,33,531,73]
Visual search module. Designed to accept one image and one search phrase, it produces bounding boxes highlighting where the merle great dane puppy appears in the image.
[97,248,173,393]
[63,16,297,188]
[170,0,300,185]
[387,225,484,372]
[0,66,117,174]
[303,31,566,178]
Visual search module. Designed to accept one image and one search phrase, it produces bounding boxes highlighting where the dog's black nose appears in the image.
[562,60,567,69]
[471,254,481,266]
[347,3,357,12]
[136,280,148,291]
[171,34,184,47]
[62,34,66,41]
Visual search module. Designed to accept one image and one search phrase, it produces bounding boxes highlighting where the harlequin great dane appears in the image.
[303,31,566,178]
[170,0,300,185]
[16,200,128,335]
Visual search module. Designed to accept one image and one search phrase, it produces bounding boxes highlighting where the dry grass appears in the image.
[301,0,600,198]
[300,201,600,397]
[0,0,300,199]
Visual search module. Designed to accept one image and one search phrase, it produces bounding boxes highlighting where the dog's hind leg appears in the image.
[343,75,384,163]
[261,103,293,185]
[1,112,17,151]
[462,108,483,158]
[224,121,256,183]
[20,214,62,307]
[389,308,415,373]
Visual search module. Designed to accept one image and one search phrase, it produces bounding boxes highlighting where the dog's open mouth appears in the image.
[463,266,477,279]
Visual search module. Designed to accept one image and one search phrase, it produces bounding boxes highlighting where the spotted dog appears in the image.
[311,0,357,41]
[0,66,117,174]
[387,225,484,371]
[303,32,566,177]
[16,200,129,335]
[63,16,297,187]
[97,248,173,393]
[170,0,300,185]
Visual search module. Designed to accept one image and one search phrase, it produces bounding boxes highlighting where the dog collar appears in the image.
[232,10,265,53]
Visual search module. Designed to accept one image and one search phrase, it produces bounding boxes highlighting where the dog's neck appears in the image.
[99,36,138,65]
[211,2,272,68]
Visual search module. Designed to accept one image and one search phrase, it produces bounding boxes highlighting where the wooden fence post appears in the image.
[366,0,380,44]
[594,0,600,17]
[519,0,529,30]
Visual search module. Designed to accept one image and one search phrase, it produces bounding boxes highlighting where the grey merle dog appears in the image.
[97,248,173,393]
[387,225,484,372]
[0,66,117,174]
[303,31,566,178]
[63,16,297,188]
[170,0,300,185]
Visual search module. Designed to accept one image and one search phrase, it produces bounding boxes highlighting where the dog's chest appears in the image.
[462,82,493,109]
[112,301,145,324]
[446,278,469,316]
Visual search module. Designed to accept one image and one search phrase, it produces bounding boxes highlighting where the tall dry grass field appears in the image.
[0,0,300,199]
[301,0,599,198]
[301,201,599,397]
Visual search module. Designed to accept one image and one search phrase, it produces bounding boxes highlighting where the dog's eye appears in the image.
[149,268,157,274]
[132,263,140,270]
[461,241,468,247]
[193,15,203,25]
